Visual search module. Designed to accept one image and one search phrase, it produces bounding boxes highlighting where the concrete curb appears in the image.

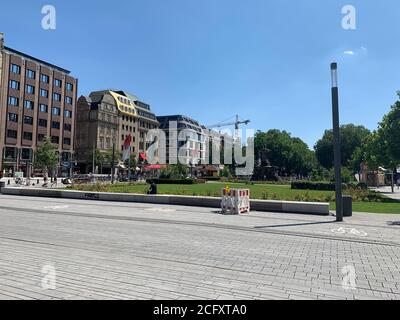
[0,187,330,216]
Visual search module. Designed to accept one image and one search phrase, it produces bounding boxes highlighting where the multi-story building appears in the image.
[75,90,158,173]
[0,33,78,177]
[156,115,208,166]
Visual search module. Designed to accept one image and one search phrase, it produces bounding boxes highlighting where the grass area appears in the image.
[68,182,400,214]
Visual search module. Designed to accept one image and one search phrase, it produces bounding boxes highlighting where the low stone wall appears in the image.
[0,187,330,216]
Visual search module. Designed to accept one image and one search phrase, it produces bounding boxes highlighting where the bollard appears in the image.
[343,196,352,217]
[7,180,10,185]
[0,181,5,193]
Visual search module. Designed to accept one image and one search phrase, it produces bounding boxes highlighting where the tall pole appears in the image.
[128,146,131,182]
[111,136,116,184]
[331,63,343,222]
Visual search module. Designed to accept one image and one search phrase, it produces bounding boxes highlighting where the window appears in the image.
[40,89,48,98]
[38,119,47,127]
[7,113,18,122]
[26,69,36,79]
[9,80,20,90]
[54,79,62,87]
[53,93,61,101]
[64,123,72,131]
[4,147,17,160]
[25,84,35,94]
[52,107,61,116]
[21,149,33,160]
[23,132,33,141]
[7,130,17,139]
[24,100,34,110]
[39,104,48,113]
[51,136,59,144]
[40,74,49,83]
[24,116,34,125]
[65,96,73,105]
[38,134,45,142]
[66,82,73,91]
[52,121,60,129]
[10,64,21,74]
[8,96,19,106]
[64,110,72,118]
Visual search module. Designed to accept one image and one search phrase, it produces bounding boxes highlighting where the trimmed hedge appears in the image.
[291,181,368,191]
[146,179,206,185]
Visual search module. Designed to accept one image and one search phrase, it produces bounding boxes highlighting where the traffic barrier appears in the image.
[221,188,250,214]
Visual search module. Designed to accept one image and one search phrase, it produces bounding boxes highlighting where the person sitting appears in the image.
[147,181,157,195]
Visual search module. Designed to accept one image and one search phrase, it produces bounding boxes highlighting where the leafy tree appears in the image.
[349,93,400,191]
[34,137,59,178]
[314,124,371,169]
[254,130,315,177]
[160,164,189,179]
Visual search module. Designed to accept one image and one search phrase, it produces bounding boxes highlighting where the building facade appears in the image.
[0,33,78,177]
[75,90,158,173]
[156,115,208,166]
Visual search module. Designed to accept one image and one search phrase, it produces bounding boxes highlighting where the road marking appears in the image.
[44,205,70,210]
[144,208,176,213]
[331,227,367,237]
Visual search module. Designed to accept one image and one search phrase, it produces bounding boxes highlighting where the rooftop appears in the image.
[3,46,71,74]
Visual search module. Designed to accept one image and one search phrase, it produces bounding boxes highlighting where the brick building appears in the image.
[0,33,78,177]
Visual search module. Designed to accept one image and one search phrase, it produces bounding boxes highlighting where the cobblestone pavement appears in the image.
[0,194,399,300]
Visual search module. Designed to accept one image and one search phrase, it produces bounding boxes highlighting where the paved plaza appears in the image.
[0,194,399,300]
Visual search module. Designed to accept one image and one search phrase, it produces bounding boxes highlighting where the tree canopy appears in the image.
[314,124,370,169]
[34,137,59,176]
[254,129,315,177]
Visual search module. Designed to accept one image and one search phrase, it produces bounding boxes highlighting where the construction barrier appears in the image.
[221,188,250,214]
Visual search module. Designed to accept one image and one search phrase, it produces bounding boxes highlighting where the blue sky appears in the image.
[1,0,400,148]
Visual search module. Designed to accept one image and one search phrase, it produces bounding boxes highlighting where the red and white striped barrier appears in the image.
[221,188,250,214]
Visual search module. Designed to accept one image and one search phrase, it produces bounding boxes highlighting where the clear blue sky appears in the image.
[1,0,400,148]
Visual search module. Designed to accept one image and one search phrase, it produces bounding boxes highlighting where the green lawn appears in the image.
[69,182,400,214]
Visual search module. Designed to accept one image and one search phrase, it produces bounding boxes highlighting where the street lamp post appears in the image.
[111,136,116,184]
[331,63,343,222]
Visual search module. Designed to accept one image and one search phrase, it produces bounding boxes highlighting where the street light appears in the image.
[331,62,343,222]
[111,135,116,184]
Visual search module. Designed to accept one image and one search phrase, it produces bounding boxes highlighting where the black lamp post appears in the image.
[331,63,343,222]
[111,135,116,184]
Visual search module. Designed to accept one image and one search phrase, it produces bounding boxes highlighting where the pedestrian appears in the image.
[397,178,400,190]
[42,176,48,188]
[51,175,58,187]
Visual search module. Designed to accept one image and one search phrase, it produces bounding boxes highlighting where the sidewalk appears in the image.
[374,186,400,201]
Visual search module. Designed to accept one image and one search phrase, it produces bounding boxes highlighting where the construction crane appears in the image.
[207,115,250,138]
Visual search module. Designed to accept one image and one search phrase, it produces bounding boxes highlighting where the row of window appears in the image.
[7,97,72,117]
[3,147,71,162]
[10,64,74,91]
[6,130,71,145]
[122,124,136,133]
[8,81,73,104]
[7,113,72,131]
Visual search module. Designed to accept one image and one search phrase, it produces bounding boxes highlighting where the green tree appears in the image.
[160,164,189,179]
[314,124,371,169]
[254,130,315,177]
[376,94,400,191]
[34,137,59,178]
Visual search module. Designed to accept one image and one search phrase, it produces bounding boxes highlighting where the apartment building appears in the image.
[156,115,208,165]
[75,90,158,173]
[0,33,78,177]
